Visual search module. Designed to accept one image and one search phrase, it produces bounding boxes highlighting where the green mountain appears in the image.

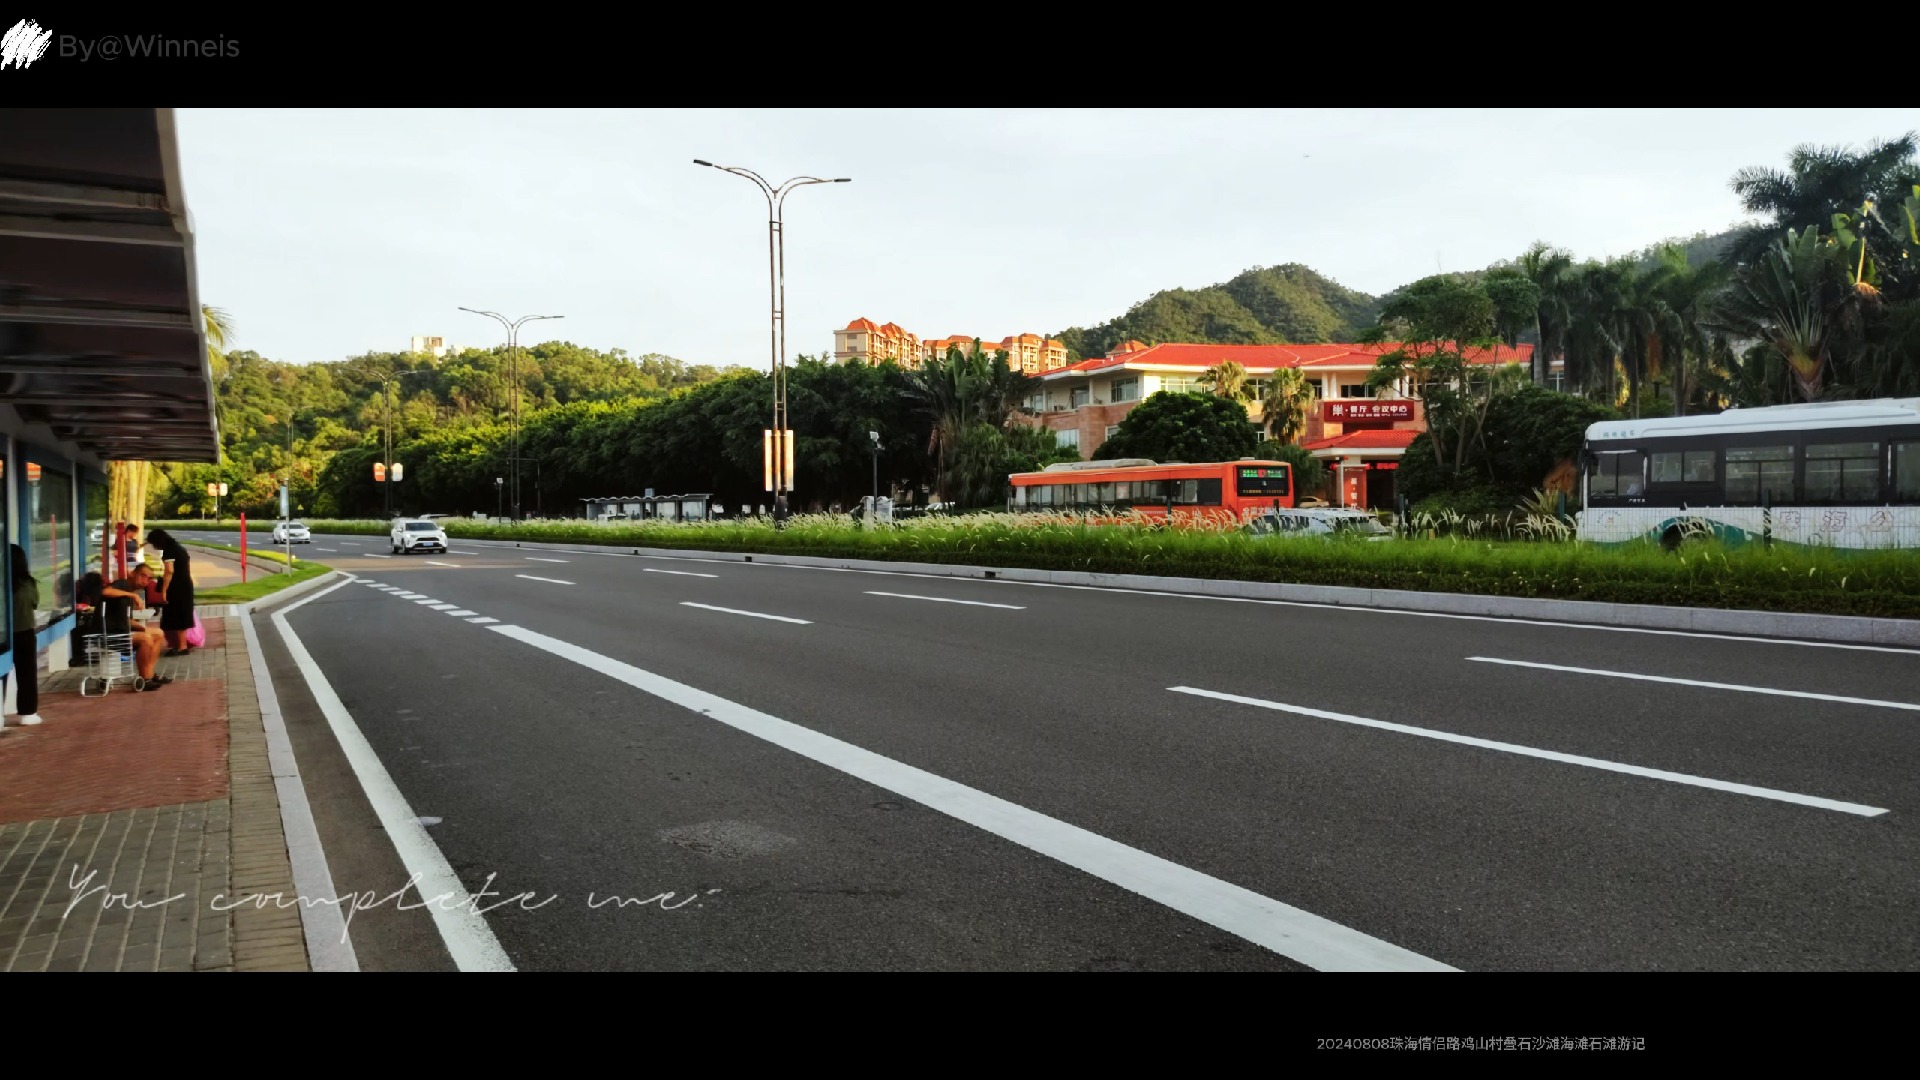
[1053,263,1380,361]
[1053,229,1747,360]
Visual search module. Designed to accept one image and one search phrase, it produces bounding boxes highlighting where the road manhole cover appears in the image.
[660,821,797,860]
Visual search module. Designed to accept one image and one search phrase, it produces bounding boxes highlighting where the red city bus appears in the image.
[1007,458,1296,527]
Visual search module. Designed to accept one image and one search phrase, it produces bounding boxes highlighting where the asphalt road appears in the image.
[202,528,1920,971]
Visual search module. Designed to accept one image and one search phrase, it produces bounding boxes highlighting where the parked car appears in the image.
[1245,508,1394,540]
[272,520,312,544]
[390,518,448,555]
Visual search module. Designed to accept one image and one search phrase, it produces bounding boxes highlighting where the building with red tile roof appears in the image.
[1021,339,1559,509]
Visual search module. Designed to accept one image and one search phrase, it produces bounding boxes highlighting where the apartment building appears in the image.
[409,335,456,358]
[833,318,1068,373]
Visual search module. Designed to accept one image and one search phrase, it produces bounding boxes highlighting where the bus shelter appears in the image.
[582,495,713,522]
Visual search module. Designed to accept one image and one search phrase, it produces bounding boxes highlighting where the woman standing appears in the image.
[144,529,196,656]
[8,544,41,726]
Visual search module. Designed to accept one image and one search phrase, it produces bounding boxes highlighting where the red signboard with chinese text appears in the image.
[1322,400,1414,423]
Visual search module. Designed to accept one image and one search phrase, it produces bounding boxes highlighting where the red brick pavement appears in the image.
[0,628,230,823]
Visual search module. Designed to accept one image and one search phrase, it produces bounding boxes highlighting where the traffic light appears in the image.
[373,463,386,483]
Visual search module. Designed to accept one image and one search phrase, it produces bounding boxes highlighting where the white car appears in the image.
[272,520,312,544]
[391,518,448,555]
[1246,508,1394,540]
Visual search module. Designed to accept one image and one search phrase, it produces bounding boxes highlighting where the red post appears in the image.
[239,513,248,583]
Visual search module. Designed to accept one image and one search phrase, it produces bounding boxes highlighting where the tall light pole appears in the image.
[381,370,432,520]
[693,160,850,503]
[460,308,563,524]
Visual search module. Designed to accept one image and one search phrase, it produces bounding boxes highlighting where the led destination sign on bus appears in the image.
[1236,466,1290,497]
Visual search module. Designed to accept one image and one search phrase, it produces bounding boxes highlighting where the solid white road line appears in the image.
[1168,686,1888,818]
[524,557,569,563]
[642,568,718,578]
[761,563,1920,656]
[240,610,358,972]
[271,577,516,972]
[445,609,477,617]
[864,591,1024,610]
[1466,656,1920,713]
[679,602,810,625]
[516,574,575,586]
[364,553,393,559]
[488,622,1453,972]
[313,547,338,552]
[425,561,460,567]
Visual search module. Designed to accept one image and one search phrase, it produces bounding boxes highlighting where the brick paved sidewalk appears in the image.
[0,615,311,972]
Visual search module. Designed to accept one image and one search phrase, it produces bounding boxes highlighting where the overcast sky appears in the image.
[174,109,1920,368]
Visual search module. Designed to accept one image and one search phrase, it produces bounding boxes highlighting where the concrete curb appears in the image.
[478,536,1920,648]
[239,570,345,616]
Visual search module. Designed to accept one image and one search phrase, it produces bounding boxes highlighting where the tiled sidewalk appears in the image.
[0,614,310,972]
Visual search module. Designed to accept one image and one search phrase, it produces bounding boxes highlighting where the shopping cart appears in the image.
[77,608,143,696]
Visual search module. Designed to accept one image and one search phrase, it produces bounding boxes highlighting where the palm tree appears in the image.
[1706,228,1857,402]
[1259,367,1317,443]
[203,304,235,383]
[1727,133,1920,267]
[1518,243,1574,387]
[1201,359,1252,402]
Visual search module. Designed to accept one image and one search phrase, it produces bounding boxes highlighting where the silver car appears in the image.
[272,520,312,544]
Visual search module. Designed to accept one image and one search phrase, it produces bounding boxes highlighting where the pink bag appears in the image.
[183,613,205,649]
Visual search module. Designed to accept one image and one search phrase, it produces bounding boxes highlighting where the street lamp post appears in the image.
[381,370,432,520]
[868,430,882,505]
[460,308,563,523]
[693,160,850,503]
[495,477,504,523]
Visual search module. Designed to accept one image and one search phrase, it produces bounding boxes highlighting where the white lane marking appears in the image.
[364,553,393,559]
[642,568,718,578]
[679,602,810,625]
[516,574,575,586]
[313,547,338,552]
[445,609,477,617]
[761,563,1920,656]
[467,616,499,624]
[270,578,516,971]
[240,608,358,971]
[865,591,1025,610]
[449,551,481,556]
[396,592,426,599]
[1168,686,1888,818]
[414,599,442,605]
[425,561,460,567]
[489,623,1451,972]
[1467,656,1920,713]
[525,557,569,563]
[428,603,459,611]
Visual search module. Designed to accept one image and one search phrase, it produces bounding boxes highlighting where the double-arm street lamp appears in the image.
[693,160,849,504]
[460,308,563,523]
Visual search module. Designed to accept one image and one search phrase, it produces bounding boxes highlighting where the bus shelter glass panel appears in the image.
[26,464,75,631]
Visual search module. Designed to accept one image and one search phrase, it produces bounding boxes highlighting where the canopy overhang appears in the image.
[0,108,219,465]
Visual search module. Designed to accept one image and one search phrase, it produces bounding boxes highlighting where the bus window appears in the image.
[1684,451,1716,482]
[1804,442,1880,502]
[1725,445,1794,504]
[1115,482,1132,501]
[1898,442,1920,500]
[1094,482,1115,504]
[1650,450,1717,485]
[1170,479,1200,504]
[1589,451,1645,497]
[1197,478,1223,506]
[1140,480,1167,501]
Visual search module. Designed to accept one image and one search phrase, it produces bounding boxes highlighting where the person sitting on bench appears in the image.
[98,564,169,689]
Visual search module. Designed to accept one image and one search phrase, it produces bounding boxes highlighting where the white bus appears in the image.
[1577,397,1920,549]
